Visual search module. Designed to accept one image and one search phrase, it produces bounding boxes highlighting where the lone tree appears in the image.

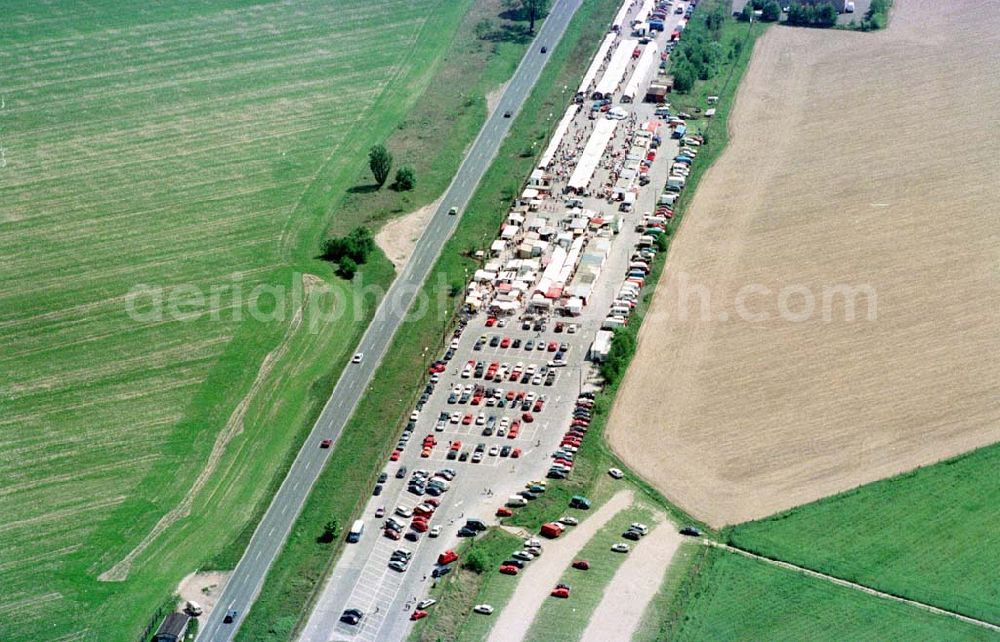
[318,519,339,543]
[507,0,550,33]
[394,165,416,191]
[368,144,393,187]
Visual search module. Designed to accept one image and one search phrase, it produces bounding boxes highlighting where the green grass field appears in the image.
[0,0,474,639]
[726,443,1000,625]
[668,548,997,641]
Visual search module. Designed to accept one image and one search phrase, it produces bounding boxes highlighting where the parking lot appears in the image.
[298,3,690,640]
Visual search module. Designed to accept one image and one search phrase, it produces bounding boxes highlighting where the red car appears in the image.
[428,361,446,374]
[632,46,641,58]
[486,317,497,327]
[390,450,401,462]
[572,559,591,570]
[521,412,534,423]
[450,440,462,451]
[496,506,513,517]
[500,336,511,348]
[499,565,520,576]
[411,519,429,533]
[410,610,429,621]
[414,505,434,518]
[506,390,517,401]
[551,585,571,599]
[533,400,544,413]
[438,549,459,565]
[508,423,521,439]
[320,439,333,448]
[425,497,441,507]
[547,341,558,352]
[511,448,522,458]
[462,413,473,425]
[471,395,482,406]
[420,448,432,458]
[384,528,401,540]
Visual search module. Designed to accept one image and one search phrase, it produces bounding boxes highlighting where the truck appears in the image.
[540,522,565,538]
[672,124,687,139]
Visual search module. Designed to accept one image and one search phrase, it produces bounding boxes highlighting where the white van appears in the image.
[507,496,528,507]
[347,519,365,543]
[610,305,632,318]
[185,601,203,616]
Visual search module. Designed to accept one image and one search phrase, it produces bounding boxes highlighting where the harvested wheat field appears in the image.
[606,0,1000,527]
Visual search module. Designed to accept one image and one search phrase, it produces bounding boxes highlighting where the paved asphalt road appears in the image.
[198,1,583,639]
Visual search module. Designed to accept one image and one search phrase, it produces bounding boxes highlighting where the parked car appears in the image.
[473,604,495,615]
[680,526,703,537]
[572,559,590,570]
[611,543,631,553]
[340,608,363,625]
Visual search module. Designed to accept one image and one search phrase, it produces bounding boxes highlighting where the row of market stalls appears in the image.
[464,187,624,320]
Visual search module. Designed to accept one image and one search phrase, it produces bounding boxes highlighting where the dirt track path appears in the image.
[486,490,634,642]
[579,518,683,642]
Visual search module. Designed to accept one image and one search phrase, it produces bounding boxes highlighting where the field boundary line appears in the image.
[707,541,1000,633]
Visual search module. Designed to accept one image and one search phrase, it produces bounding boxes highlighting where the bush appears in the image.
[761,0,782,21]
[667,3,727,93]
[394,165,416,191]
[463,549,489,574]
[786,2,838,27]
[599,327,637,385]
[368,144,393,186]
[337,257,358,279]
[322,227,375,264]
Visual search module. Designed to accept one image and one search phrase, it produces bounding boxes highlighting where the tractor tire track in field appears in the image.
[710,542,1000,634]
[98,274,325,581]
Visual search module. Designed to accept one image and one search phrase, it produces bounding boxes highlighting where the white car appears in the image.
[608,467,624,479]
[352,353,363,363]
[450,412,462,424]
[630,522,649,535]
[611,543,631,553]
[429,525,442,538]
[512,550,535,561]
[559,516,579,526]
[395,506,413,518]
[489,445,499,456]
[475,413,486,426]
[473,604,494,615]
[417,598,437,610]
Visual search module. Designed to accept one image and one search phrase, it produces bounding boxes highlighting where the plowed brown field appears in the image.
[606,0,1000,527]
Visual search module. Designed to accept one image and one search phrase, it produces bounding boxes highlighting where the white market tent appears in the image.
[612,0,632,30]
[538,105,580,169]
[636,0,656,23]
[593,39,638,99]
[622,42,659,103]
[567,119,618,192]
[577,33,616,97]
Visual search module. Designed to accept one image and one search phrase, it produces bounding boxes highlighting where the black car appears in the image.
[512,338,522,348]
[489,335,501,347]
[378,472,388,484]
[622,529,642,541]
[502,558,525,569]
[373,484,383,496]
[396,466,408,479]
[540,45,547,53]
[223,610,238,624]
[459,451,469,461]
[405,531,421,542]
[446,450,458,460]
[503,110,511,118]
[500,445,512,457]
[340,608,364,626]
[457,527,477,538]
[432,564,453,578]
[680,526,703,537]
[465,518,488,532]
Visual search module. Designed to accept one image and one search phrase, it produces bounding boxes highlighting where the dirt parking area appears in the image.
[606,0,1000,526]
[177,571,230,618]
